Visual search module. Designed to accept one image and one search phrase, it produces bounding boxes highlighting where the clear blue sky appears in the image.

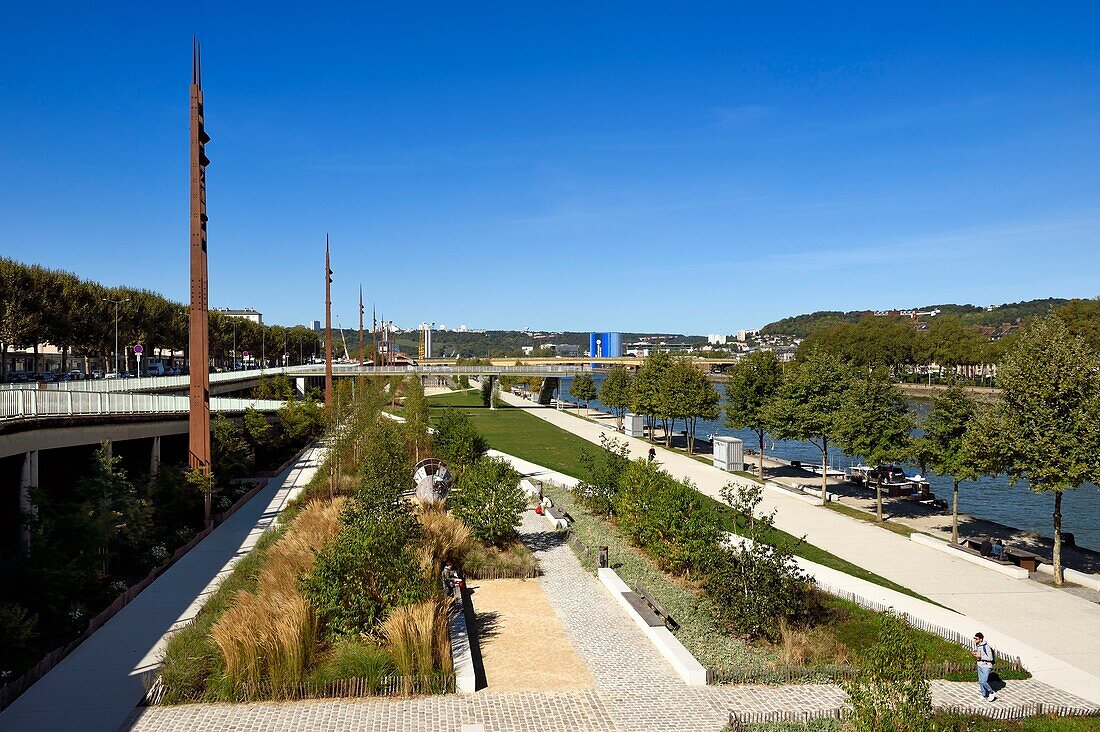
[2,3,1098,333]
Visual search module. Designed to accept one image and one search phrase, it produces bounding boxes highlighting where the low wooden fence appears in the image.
[727,703,1100,730]
[462,565,541,580]
[0,443,315,712]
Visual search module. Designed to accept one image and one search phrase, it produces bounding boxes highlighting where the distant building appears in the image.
[521,346,535,356]
[736,329,758,342]
[707,334,728,345]
[549,343,581,357]
[311,319,322,332]
[588,332,623,358]
[215,308,263,324]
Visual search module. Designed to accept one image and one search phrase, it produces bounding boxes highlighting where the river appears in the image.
[556,375,1100,551]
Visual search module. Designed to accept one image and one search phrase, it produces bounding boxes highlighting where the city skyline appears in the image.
[2,3,1099,332]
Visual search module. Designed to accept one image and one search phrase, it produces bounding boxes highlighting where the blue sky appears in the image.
[2,3,1098,333]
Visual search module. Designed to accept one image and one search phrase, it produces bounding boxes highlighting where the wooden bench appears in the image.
[632,583,680,631]
[956,539,1016,566]
[1003,548,1043,572]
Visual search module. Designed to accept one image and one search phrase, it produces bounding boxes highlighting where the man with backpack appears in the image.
[972,632,997,701]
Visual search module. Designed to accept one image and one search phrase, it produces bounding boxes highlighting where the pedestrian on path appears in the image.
[972,632,998,701]
[648,447,656,462]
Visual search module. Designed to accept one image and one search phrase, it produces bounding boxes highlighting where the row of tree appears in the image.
[723,315,1100,585]
[0,257,321,378]
[587,354,721,452]
[795,298,1100,373]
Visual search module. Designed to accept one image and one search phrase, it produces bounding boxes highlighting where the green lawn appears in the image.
[429,394,932,602]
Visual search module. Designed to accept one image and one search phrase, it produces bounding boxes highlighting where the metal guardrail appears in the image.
[0,390,286,422]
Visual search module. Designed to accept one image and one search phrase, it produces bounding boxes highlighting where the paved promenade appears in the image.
[0,445,324,732]
[129,507,1092,731]
[494,390,1100,705]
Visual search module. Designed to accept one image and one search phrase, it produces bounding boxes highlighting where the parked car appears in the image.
[104,371,118,380]
[91,369,104,379]
[67,370,84,380]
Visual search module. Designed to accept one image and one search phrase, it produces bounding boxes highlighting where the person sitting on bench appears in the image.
[991,539,1005,559]
[980,537,993,557]
[441,561,464,596]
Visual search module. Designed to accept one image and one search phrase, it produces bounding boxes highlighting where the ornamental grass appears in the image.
[210,498,346,689]
[380,599,451,679]
[415,502,473,575]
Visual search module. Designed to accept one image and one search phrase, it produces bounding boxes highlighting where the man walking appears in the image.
[972,632,997,701]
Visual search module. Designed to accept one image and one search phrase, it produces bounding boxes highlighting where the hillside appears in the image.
[760,298,1071,338]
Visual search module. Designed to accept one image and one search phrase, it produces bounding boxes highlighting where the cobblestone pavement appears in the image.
[128,511,1097,732]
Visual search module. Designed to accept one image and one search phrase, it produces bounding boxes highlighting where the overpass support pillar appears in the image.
[19,451,39,552]
[488,375,496,411]
[295,377,307,397]
[150,436,162,480]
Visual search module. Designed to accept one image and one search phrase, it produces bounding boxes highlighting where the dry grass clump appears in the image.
[380,599,452,678]
[211,498,346,690]
[779,619,850,666]
[461,541,539,579]
[414,502,473,574]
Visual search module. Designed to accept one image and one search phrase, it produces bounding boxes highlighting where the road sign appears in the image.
[242,351,249,358]
[133,344,143,355]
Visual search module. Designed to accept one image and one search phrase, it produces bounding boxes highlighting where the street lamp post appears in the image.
[102,298,130,375]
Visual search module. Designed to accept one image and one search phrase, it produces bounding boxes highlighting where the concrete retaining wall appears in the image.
[910,533,1029,579]
[597,568,707,686]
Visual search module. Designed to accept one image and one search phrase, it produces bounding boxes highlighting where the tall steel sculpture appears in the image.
[358,285,365,366]
[325,235,333,409]
[189,39,212,518]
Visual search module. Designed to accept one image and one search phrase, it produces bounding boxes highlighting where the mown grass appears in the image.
[428,393,932,602]
[824,500,916,537]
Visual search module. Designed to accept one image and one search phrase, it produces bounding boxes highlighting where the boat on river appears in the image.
[847,464,937,501]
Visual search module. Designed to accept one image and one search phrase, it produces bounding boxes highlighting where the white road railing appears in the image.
[0,390,286,422]
[0,363,589,394]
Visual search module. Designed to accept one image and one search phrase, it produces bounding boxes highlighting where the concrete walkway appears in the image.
[495,390,1100,705]
[0,445,324,732]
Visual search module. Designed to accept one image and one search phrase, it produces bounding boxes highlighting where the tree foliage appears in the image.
[598,365,634,428]
[568,373,598,411]
[910,383,979,542]
[724,349,783,479]
[963,315,1100,584]
[844,612,934,732]
[450,456,526,546]
[433,409,489,470]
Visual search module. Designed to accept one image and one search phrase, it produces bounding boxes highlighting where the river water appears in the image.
[556,375,1100,551]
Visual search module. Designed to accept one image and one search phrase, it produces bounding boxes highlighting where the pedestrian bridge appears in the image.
[0,389,286,427]
[1,363,592,396]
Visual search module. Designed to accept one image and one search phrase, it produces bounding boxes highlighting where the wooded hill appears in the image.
[760,298,1072,338]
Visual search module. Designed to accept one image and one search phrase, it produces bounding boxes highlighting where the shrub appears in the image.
[844,612,933,732]
[301,499,430,639]
[433,409,488,469]
[575,434,630,518]
[703,484,819,641]
[307,638,395,687]
[613,459,721,577]
[480,379,492,407]
[450,456,526,546]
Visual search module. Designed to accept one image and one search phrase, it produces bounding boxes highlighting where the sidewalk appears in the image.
[497,390,1100,705]
[0,445,325,732]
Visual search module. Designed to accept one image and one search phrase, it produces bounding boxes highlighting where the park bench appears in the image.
[956,538,1016,566]
[628,583,680,631]
[544,505,571,530]
[1003,547,1043,572]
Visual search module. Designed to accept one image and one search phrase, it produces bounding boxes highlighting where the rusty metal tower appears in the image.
[188,39,212,498]
[325,235,333,409]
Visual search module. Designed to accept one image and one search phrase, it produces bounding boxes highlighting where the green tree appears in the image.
[450,456,526,546]
[569,373,598,415]
[910,383,979,543]
[767,351,854,504]
[844,612,933,732]
[724,350,783,480]
[433,410,489,470]
[402,376,432,462]
[575,434,631,518]
[598,365,634,429]
[836,369,914,522]
[630,352,674,439]
[359,417,412,504]
[211,415,254,484]
[964,316,1100,584]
